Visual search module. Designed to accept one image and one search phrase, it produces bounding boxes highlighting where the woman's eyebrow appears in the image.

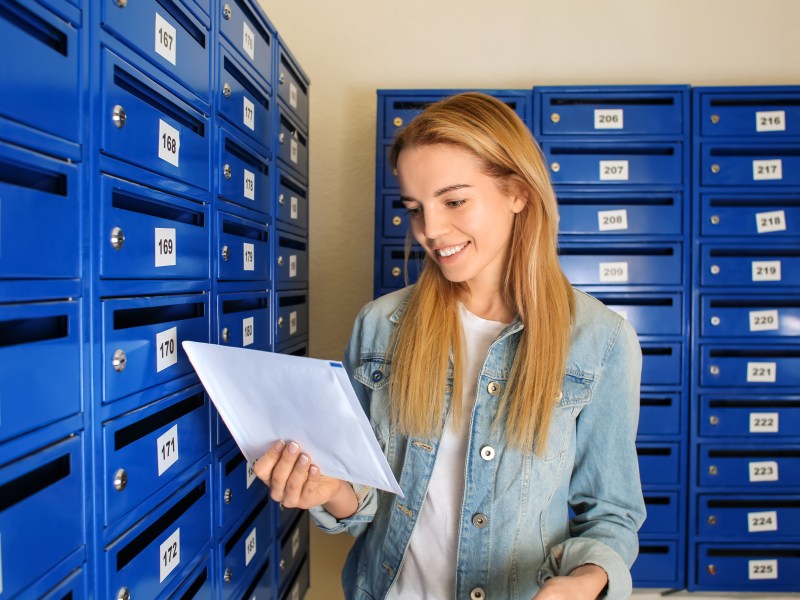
[400,184,472,204]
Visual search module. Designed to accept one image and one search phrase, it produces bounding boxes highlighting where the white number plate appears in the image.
[244,168,255,200]
[158,119,181,167]
[243,242,255,271]
[756,209,786,233]
[290,139,299,164]
[242,316,254,347]
[243,96,255,131]
[749,460,779,482]
[599,160,629,181]
[597,208,628,231]
[155,227,176,267]
[289,310,298,335]
[289,82,299,109]
[246,460,256,488]
[242,22,255,60]
[289,255,297,278]
[748,510,778,532]
[155,13,177,65]
[159,528,181,582]
[753,159,782,181]
[750,412,779,433]
[291,528,300,557]
[749,558,778,580]
[290,196,299,220]
[245,527,257,566]
[747,361,776,383]
[752,260,781,282]
[594,108,623,129]
[749,309,779,332]
[156,326,178,372]
[157,424,179,475]
[599,261,629,283]
[756,110,785,133]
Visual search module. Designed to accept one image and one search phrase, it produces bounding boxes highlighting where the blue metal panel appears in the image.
[40,565,88,599]
[698,445,800,490]
[700,144,800,187]
[275,230,308,290]
[699,394,800,438]
[217,41,271,150]
[590,292,683,336]
[216,443,269,533]
[276,109,309,183]
[697,495,800,541]
[279,555,309,600]
[216,211,270,281]
[238,553,274,600]
[700,295,800,337]
[640,492,680,535]
[277,511,309,593]
[381,245,425,289]
[697,88,800,138]
[217,0,273,91]
[695,544,800,591]
[556,191,683,236]
[699,346,800,388]
[216,290,270,348]
[277,505,302,535]
[217,497,272,600]
[274,290,308,349]
[166,555,213,599]
[630,541,679,585]
[277,41,310,131]
[217,126,271,218]
[276,172,308,234]
[381,194,408,239]
[637,442,680,486]
[699,245,800,288]
[641,342,683,386]
[699,192,800,237]
[559,243,683,286]
[638,393,682,437]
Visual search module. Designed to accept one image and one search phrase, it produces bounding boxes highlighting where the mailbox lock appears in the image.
[223,83,231,99]
[550,112,561,123]
[116,0,127,7]
[117,588,131,600]
[392,216,402,226]
[709,415,720,426]
[278,255,284,266]
[710,365,720,376]
[709,465,718,476]
[223,3,232,20]
[710,114,720,125]
[278,316,284,328]
[708,515,718,525]
[114,468,128,491]
[110,227,125,250]
[393,117,403,127]
[280,559,286,571]
[222,327,230,343]
[391,267,401,277]
[224,488,233,504]
[112,349,127,372]
[279,193,285,205]
[224,163,232,179]
[224,568,232,583]
[711,163,720,174]
[112,105,127,129]
[710,316,721,326]
[710,265,720,275]
[710,215,720,225]
[707,564,717,575]
[279,72,286,85]
[222,245,231,261]
[279,132,286,144]
[550,162,561,173]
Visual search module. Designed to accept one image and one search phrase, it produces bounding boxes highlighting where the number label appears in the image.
[291,528,300,557]
[747,361,777,383]
[243,242,255,271]
[159,528,181,582]
[750,412,779,433]
[753,159,783,181]
[749,309,779,332]
[243,96,255,131]
[157,424,179,475]
[289,82,299,109]
[242,316,254,347]
[155,227,176,267]
[244,168,255,200]
[158,119,180,167]
[245,527,257,566]
[246,460,256,488]
[594,108,623,129]
[752,260,781,282]
[290,139,299,164]
[289,255,297,278]
[749,559,778,580]
[749,460,779,482]
[599,160,629,181]
[756,110,786,133]
[597,208,628,231]
[290,196,299,220]
[599,261,629,283]
[756,209,786,234]
[242,22,255,60]
[155,13,177,65]
[156,326,178,372]
[289,310,298,335]
[748,510,778,532]
[291,584,300,600]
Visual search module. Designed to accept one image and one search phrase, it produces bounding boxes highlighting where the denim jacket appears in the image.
[310,286,645,600]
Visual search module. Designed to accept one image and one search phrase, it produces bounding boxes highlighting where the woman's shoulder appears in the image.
[569,288,639,368]
[357,286,413,325]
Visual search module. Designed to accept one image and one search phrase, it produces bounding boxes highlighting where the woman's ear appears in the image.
[507,177,529,214]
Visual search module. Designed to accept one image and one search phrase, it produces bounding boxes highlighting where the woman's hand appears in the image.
[533,564,608,600]
[253,440,358,519]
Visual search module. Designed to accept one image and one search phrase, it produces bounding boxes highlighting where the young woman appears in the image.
[255,92,645,600]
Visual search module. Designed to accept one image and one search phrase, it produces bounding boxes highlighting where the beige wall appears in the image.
[257,1,800,598]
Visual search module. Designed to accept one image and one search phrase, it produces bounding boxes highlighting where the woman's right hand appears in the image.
[253,440,358,518]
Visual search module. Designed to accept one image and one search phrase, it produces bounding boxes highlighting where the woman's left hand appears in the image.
[533,564,608,599]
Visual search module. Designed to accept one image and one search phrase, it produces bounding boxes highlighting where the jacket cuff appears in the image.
[308,483,375,535]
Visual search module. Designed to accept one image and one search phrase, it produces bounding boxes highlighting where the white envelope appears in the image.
[182,341,403,497]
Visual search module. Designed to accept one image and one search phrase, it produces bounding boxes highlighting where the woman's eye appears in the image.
[446,199,465,208]
[405,206,422,218]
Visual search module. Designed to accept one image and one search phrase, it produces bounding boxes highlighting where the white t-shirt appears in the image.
[387,304,508,599]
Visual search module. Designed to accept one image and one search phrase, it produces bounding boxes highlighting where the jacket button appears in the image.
[470,587,486,600]
[555,390,563,401]
[472,513,488,528]
[371,370,384,382]
[480,446,496,461]
[487,381,502,396]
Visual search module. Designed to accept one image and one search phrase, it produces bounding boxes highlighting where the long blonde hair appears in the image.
[387,92,575,454]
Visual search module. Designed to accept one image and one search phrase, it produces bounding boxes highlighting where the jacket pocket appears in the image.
[538,373,594,461]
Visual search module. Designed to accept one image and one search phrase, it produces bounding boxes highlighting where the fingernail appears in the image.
[298,453,309,465]
[288,441,299,455]
[309,466,319,476]
[273,440,286,452]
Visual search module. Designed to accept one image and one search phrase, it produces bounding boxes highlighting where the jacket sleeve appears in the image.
[538,316,646,599]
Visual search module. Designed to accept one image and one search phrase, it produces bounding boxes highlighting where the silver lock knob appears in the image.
[280,559,286,571]
[710,215,720,225]
[392,216,402,226]
[112,349,127,372]
[222,245,230,261]
[708,515,717,525]
[550,112,561,123]
[110,227,125,250]
[710,114,720,125]
[710,365,720,376]
[711,163,720,174]
[114,468,128,491]
[711,316,721,326]
[224,163,232,179]
[279,72,286,85]
[279,194,285,205]
[709,465,718,476]
[550,162,561,173]
[223,83,231,98]
[224,567,232,582]
[391,267,401,277]
[224,488,232,504]
[710,265,720,275]
[393,117,403,127]
[117,588,130,600]
[116,0,127,7]
[279,132,286,144]
[278,316,284,328]
[709,415,720,426]
[707,564,717,575]
[277,256,284,266]
[222,328,230,343]
[223,3,232,19]
[112,105,127,129]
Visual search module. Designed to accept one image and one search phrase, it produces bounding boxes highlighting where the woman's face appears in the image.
[397,144,526,293]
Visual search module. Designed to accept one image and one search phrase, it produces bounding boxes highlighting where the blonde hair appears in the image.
[387,92,575,454]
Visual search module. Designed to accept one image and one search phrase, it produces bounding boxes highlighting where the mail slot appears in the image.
[641,343,682,386]
[0,434,84,599]
[701,144,800,187]
[640,493,680,535]
[696,545,800,591]
[276,172,308,233]
[698,445,800,489]
[699,193,800,237]
[698,89,800,137]
[0,0,80,147]
[101,0,210,102]
[558,243,682,286]
[537,88,686,136]
[382,246,426,289]
[100,174,209,279]
[102,293,209,403]
[38,564,87,599]
[217,445,268,533]
[218,497,272,600]
[638,394,681,437]
[218,127,271,217]
[699,395,800,438]
[276,231,308,289]
[591,292,683,336]
[630,542,679,587]
[277,110,309,181]
[0,141,80,278]
[281,555,310,600]
[217,0,273,88]
[217,291,270,348]
[277,44,310,128]
[169,556,213,599]
[103,384,210,526]
[556,191,683,236]
[101,48,210,190]
[701,296,800,338]
[218,43,271,146]
[216,212,269,281]
[700,346,800,387]
[238,551,273,600]
[383,195,409,238]
[697,495,800,541]
[279,339,309,358]
[216,410,233,447]
[105,471,211,599]
[275,290,308,348]
[541,142,683,186]
[0,299,81,443]
[701,245,800,288]
[637,443,680,486]
[278,512,309,590]
[278,504,302,535]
